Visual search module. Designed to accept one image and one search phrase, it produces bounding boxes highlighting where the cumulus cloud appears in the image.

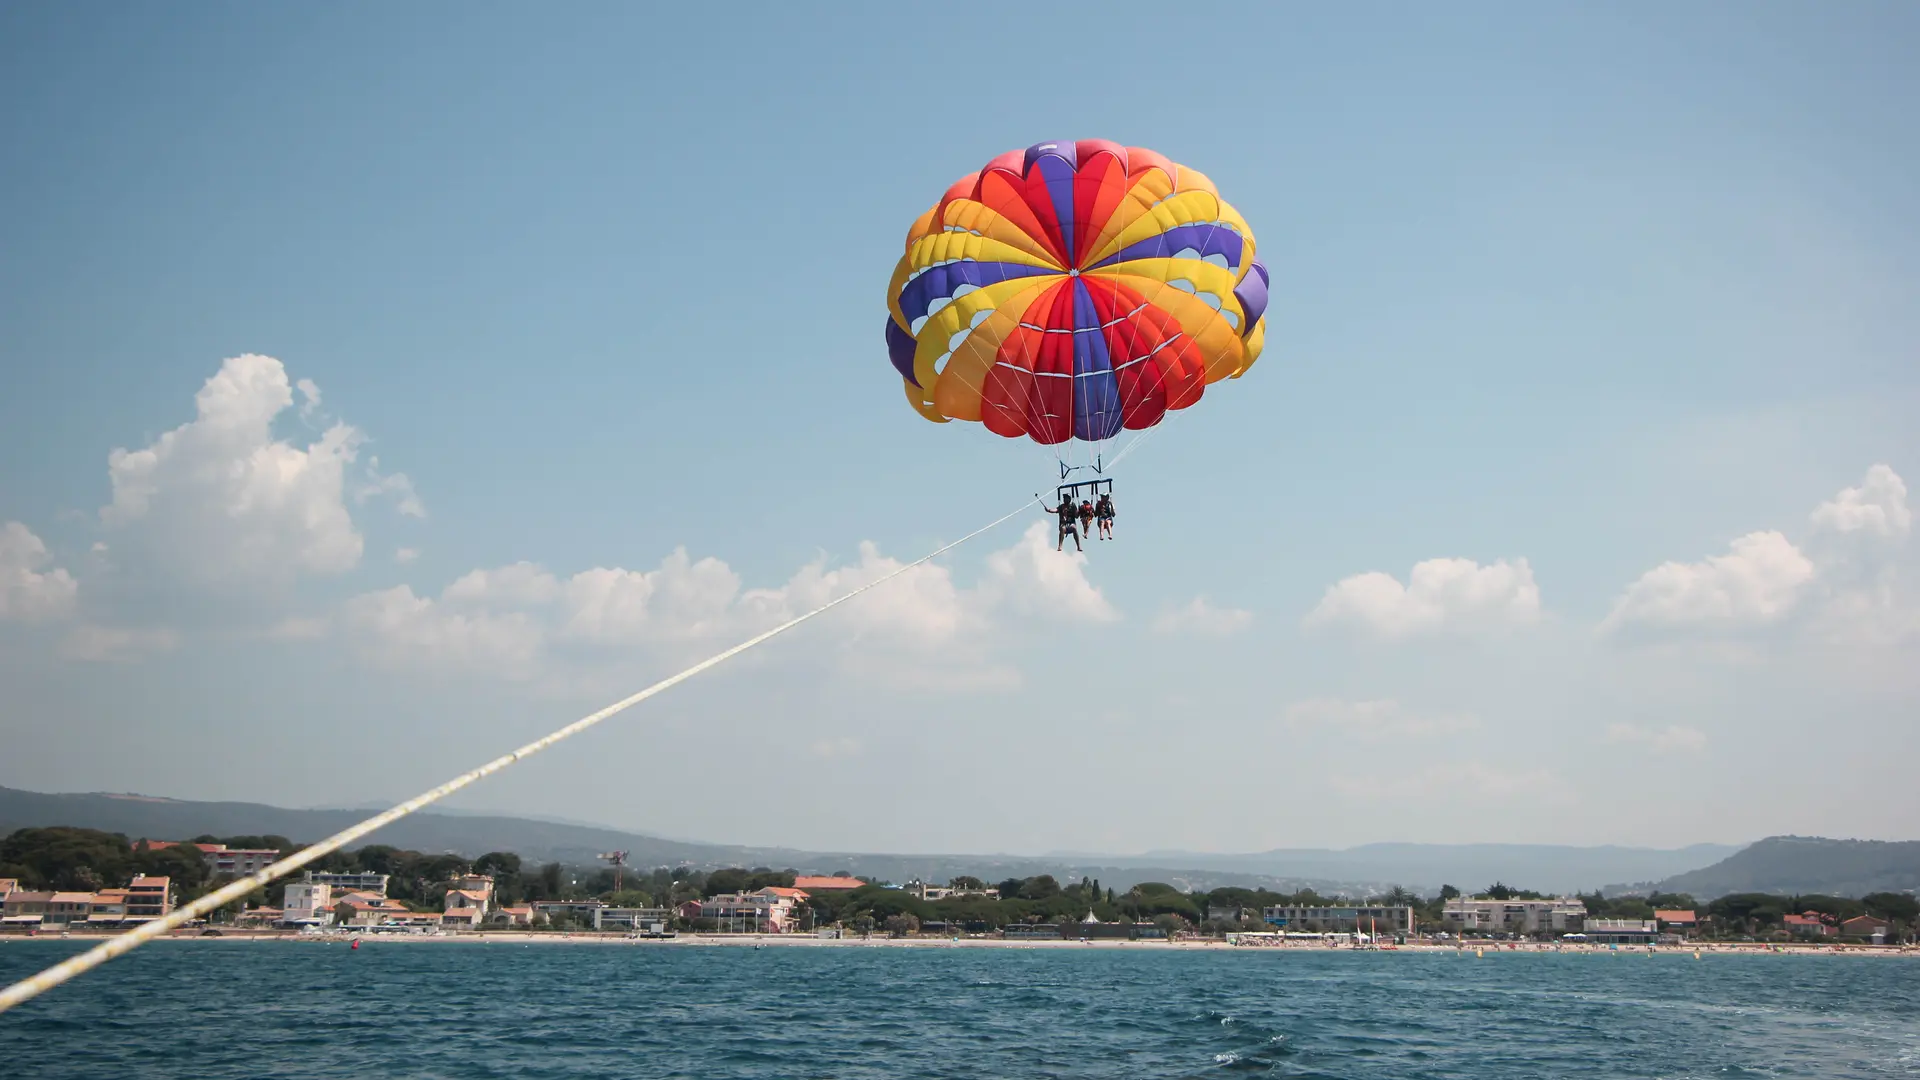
[1153,596,1253,636]
[341,585,546,679]
[1604,723,1708,753]
[331,523,1110,689]
[58,623,179,663]
[981,523,1119,623]
[98,354,418,583]
[1,522,78,622]
[1305,557,1540,638]
[1598,531,1813,635]
[1601,464,1912,642]
[1282,698,1481,741]
[1809,464,1911,540]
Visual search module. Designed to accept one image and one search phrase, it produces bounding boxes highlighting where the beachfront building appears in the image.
[596,907,674,932]
[701,887,809,932]
[490,906,535,928]
[283,881,334,926]
[87,889,129,929]
[125,877,173,921]
[532,900,606,928]
[1841,915,1890,940]
[2,891,52,932]
[1585,918,1658,944]
[1261,905,1416,935]
[302,871,392,897]
[1442,897,1586,936]
[1783,913,1835,937]
[338,896,412,926]
[1655,910,1698,937]
[46,892,96,928]
[207,847,280,877]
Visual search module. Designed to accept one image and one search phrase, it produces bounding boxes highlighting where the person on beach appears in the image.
[1094,492,1115,539]
[1045,494,1083,552]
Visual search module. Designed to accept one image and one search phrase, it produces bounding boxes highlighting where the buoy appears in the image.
[350,940,359,951]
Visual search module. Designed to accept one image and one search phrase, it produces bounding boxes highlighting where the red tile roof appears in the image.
[792,876,865,890]
[1655,910,1696,922]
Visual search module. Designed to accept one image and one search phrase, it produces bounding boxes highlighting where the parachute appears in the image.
[884,140,1269,462]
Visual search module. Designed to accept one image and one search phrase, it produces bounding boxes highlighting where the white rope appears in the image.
[0,501,1033,1016]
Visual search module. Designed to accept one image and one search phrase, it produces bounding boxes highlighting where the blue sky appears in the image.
[2,3,1916,856]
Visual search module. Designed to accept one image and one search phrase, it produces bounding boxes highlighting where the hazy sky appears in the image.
[3,3,1915,856]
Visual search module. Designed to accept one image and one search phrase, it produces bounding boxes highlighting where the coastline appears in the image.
[5,930,1915,957]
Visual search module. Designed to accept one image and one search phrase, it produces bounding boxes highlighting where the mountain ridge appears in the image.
[2,784,1742,895]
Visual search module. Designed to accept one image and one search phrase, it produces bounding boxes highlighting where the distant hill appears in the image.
[1652,836,1920,899]
[1100,842,1741,895]
[0,784,1737,896]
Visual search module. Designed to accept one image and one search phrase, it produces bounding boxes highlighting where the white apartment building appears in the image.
[302,871,391,897]
[283,881,333,925]
[1443,897,1587,935]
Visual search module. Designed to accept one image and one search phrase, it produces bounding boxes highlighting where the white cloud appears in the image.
[1809,463,1911,540]
[395,547,419,564]
[1604,723,1708,753]
[295,377,322,422]
[980,523,1118,623]
[57,623,179,663]
[1601,464,1912,642]
[99,354,418,583]
[1282,698,1481,741]
[1,522,78,622]
[1153,596,1253,636]
[334,524,1110,689]
[444,561,565,608]
[1599,530,1814,635]
[565,552,749,644]
[341,585,546,679]
[1305,557,1540,638]
[357,456,425,519]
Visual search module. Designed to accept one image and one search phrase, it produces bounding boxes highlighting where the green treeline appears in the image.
[5,827,1915,940]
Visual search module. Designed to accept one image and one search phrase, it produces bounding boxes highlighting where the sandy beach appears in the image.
[7,929,1914,957]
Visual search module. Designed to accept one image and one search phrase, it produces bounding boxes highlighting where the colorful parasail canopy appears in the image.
[885,140,1268,446]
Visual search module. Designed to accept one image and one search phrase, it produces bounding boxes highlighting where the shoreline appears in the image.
[5,931,1915,957]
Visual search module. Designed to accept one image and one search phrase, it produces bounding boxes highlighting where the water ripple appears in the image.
[1,943,1915,1078]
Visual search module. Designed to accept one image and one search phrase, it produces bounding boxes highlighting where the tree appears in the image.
[1439,885,1461,901]
[949,876,987,891]
[1863,892,1920,923]
[884,913,920,938]
[474,852,522,876]
[535,862,564,901]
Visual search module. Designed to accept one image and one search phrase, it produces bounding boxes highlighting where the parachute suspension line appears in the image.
[0,501,1034,1016]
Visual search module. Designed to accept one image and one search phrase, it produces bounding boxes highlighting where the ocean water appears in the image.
[3,942,1917,1078]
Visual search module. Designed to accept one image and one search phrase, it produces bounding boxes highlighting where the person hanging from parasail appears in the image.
[1095,491,1115,540]
[1078,498,1095,538]
[1043,493,1083,552]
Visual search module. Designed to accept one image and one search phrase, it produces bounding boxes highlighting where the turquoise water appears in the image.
[3,942,1916,1077]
